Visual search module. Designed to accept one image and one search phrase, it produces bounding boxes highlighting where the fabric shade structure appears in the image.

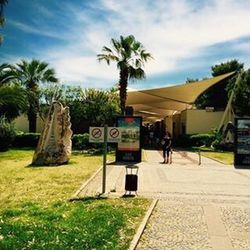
[126,72,235,122]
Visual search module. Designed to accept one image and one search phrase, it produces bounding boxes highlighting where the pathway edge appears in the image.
[129,198,158,250]
[69,160,114,199]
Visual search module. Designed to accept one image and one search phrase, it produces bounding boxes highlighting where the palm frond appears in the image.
[102,46,113,53]
[129,66,145,80]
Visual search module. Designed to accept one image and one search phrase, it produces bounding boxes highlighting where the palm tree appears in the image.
[12,59,58,132]
[0,63,15,85]
[97,35,152,115]
[0,63,27,121]
[0,84,27,121]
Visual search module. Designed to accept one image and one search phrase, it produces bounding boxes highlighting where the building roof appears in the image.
[126,72,235,122]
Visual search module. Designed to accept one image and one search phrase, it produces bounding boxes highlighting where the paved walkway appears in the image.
[76,149,250,250]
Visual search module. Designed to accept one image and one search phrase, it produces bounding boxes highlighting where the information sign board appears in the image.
[116,116,142,163]
[234,118,250,168]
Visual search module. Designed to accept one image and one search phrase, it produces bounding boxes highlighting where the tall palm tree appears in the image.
[12,59,58,132]
[97,35,152,115]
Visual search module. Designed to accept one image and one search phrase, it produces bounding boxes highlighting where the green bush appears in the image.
[12,132,40,148]
[72,133,90,150]
[0,117,16,151]
[175,134,215,148]
[190,134,215,147]
[174,134,193,147]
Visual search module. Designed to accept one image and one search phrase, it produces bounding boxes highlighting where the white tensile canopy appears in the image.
[126,72,235,122]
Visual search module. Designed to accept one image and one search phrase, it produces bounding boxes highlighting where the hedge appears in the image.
[174,133,215,147]
[12,132,40,148]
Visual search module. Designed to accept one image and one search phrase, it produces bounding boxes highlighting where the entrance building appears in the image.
[126,72,235,138]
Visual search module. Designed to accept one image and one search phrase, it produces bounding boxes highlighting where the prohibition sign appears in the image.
[92,128,102,139]
[109,128,119,138]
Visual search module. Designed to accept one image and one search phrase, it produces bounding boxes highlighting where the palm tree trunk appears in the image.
[119,69,129,115]
[28,107,37,133]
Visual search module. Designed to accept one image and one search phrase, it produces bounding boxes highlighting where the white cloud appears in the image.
[6,0,250,88]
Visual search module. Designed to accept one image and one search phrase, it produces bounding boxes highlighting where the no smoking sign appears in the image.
[108,127,121,143]
[89,127,121,143]
[89,127,104,143]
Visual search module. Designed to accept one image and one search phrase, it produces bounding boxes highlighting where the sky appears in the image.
[1,0,250,90]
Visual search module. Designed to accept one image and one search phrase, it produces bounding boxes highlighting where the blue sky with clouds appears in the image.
[1,0,250,90]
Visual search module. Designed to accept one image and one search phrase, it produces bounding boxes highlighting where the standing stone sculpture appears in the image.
[32,102,73,166]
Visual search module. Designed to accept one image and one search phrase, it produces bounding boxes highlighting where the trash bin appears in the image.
[125,165,139,194]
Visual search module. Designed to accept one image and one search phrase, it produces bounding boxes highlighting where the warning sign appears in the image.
[108,127,121,143]
[89,127,104,143]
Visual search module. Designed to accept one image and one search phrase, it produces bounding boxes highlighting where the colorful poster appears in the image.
[116,116,142,162]
[234,118,250,168]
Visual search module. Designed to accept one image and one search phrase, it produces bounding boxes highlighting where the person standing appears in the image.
[162,132,172,164]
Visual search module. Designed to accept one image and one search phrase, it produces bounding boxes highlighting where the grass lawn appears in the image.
[0,149,150,250]
[193,147,234,165]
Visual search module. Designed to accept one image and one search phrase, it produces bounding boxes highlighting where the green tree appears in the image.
[0,84,28,121]
[0,63,28,121]
[185,78,199,83]
[57,86,120,133]
[12,59,58,132]
[232,69,250,115]
[0,63,15,85]
[97,35,152,115]
[195,60,243,109]
[211,59,243,76]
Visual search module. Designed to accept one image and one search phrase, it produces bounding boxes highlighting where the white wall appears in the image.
[14,115,44,133]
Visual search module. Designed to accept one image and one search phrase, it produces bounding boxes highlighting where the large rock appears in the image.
[32,102,73,166]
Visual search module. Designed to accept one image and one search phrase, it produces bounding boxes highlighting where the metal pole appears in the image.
[102,124,108,194]
[218,72,242,131]
[198,149,201,165]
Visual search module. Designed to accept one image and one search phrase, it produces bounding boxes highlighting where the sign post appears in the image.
[102,124,108,194]
[89,125,121,194]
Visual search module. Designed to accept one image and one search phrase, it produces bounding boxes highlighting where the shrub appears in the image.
[174,134,193,147]
[175,133,215,148]
[190,134,215,147]
[12,132,40,148]
[72,133,90,150]
[0,116,16,151]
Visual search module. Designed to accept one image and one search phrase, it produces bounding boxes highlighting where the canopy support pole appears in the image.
[218,72,241,131]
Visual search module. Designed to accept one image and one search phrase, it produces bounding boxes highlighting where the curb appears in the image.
[69,160,115,200]
[70,166,103,200]
[129,199,158,250]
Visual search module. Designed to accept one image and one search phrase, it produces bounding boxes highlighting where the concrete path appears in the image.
[76,149,250,249]
[137,150,250,250]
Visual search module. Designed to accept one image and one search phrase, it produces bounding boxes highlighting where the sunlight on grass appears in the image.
[0,149,150,249]
[0,149,107,208]
[193,147,234,165]
[201,151,233,165]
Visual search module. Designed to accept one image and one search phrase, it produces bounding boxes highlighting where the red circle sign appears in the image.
[109,128,119,138]
[92,128,102,138]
